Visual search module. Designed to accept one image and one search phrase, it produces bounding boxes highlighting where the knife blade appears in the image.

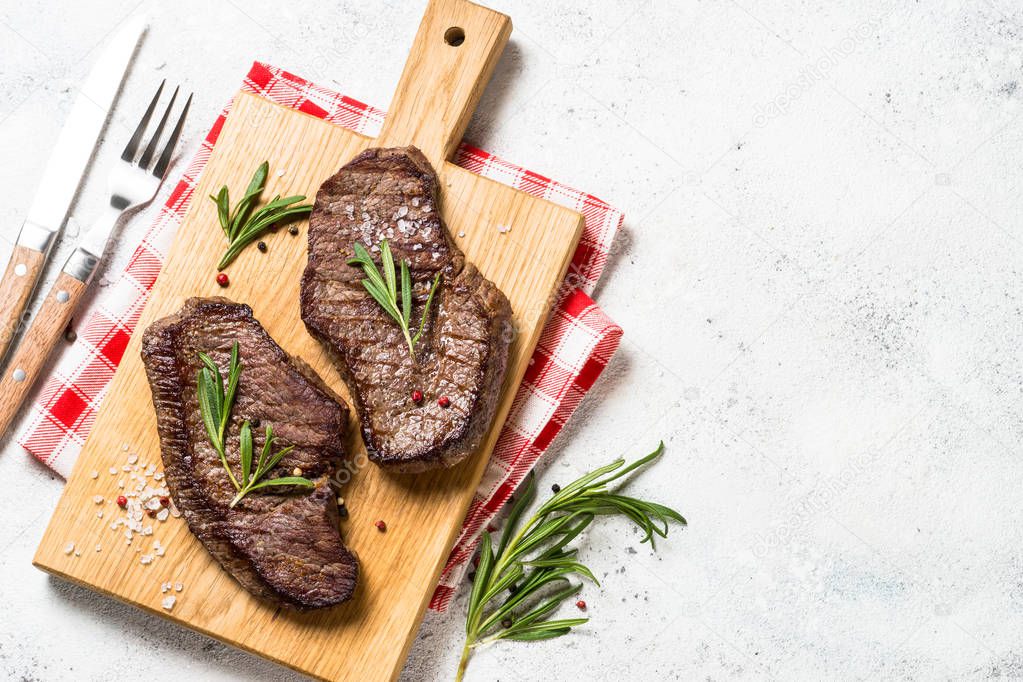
[21,14,147,250]
[0,15,145,363]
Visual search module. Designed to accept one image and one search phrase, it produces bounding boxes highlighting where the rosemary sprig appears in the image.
[456,443,685,681]
[196,342,314,508]
[209,161,313,270]
[347,240,441,361]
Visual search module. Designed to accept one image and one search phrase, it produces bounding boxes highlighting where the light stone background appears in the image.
[1,0,1021,680]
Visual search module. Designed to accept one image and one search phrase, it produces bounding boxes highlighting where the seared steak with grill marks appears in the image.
[141,297,358,609]
[300,146,512,473]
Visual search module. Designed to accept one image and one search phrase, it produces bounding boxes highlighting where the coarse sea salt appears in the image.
[161,595,176,611]
[63,542,74,555]
[92,495,104,504]
[90,470,98,479]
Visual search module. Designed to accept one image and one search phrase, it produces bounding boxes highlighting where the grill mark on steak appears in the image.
[141,297,358,609]
[300,146,512,472]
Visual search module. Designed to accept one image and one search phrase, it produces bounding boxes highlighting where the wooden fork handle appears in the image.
[0,244,47,362]
[0,272,87,439]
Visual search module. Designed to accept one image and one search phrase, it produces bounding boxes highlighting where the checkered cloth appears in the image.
[18,63,623,612]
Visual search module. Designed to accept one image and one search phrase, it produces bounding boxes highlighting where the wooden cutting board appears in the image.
[32,1,583,680]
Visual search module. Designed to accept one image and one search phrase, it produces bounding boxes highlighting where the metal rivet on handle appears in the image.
[56,290,70,303]
[14,263,26,277]
[12,369,26,382]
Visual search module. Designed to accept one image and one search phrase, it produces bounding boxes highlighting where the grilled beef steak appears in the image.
[141,297,358,609]
[301,146,512,473]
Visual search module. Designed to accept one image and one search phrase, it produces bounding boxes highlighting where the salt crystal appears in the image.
[122,444,129,451]
[423,205,432,212]
[95,545,101,552]
[174,583,183,592]
[153,472,164,481]
[276,169,285,178]
[143,527,153,536]
[396,206,408,219]
[63,542,74,555]
[411,197,420,207]
[74,550,81,557]
[127,454,139,465]
[92,495,104,504]
[97,511,103,519]
[122,465,131,472]
[118,479,125,489]
[497,224,511,233]
[140,555,153,565]
[161,595,176,611]
[109,467,117,475]
[412,244,422,251]
[90,470,98,479]
[154,545,165,557]
[161,582,171,593]
[124,529,133,540]
[458,231,465,238]
[157,508,169,522]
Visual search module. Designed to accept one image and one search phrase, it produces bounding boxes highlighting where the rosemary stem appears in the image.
[217,446,241,491]
[455,641,472,682]
[229,489,246,508]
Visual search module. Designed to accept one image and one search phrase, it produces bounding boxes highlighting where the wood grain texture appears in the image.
[376,0,511,168]
[34,2,584,680]
[0,272,86,438]
[0,244,46,363]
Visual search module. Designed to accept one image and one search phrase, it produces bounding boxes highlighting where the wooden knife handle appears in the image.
[376,0,512,168]
[0,244,47,362]
[0,272,87,439]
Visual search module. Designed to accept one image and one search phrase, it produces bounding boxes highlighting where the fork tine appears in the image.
[138,85,178,170]
[121,80,165,162]
[153,92,191,179]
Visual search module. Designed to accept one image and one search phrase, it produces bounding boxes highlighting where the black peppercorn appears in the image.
[337,503,349,520]
[257,241,267,252]
[288,225,299,235]
[500,618,513,629]
[250,417,261,428]
[551,483,561,493]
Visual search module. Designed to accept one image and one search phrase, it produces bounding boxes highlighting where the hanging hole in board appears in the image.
[444,26,465,46]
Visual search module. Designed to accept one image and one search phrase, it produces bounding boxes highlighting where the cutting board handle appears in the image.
[376,0,512,168]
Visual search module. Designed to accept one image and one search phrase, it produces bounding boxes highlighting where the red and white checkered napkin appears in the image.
[19,62,623,612]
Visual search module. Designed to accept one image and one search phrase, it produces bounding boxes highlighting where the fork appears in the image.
[0,82,191,438]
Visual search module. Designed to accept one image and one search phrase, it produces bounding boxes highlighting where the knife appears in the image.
[0,15,146,364]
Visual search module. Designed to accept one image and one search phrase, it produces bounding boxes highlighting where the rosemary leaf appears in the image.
[245,476,314,492]
[239,421,253,487]
[195,342,313,508]
[455,443,685,682]
[347,239,442,361]
[400,259,412,326]
[209,162,313,270]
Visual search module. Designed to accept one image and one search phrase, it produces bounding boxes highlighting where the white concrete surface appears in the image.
[2,0,1022,679]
